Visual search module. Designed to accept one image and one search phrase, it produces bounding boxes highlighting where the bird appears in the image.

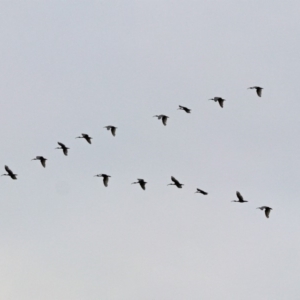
[209,97,225,108]
[257,206,272,218]
[231,191,248,203]
[2,165,17,180]
[32,156,47,168]
[195,188,208,195]
[168,176,184,188]
[94,174,111,187]
[178,105,191,113]
[153,115,169,126]
[55,142,69,156]
[104,126,117,137]
[248,86,263,97]
[132,178,147,190]
[76,133,92,144]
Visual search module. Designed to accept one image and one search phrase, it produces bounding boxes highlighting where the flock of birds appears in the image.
[2,86,272,219]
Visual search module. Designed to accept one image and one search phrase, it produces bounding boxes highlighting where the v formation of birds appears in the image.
[2,86,271,219]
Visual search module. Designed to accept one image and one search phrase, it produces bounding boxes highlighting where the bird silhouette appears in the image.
[178,105,191,113]
[2,165,17,180]
[153,115,169,126]
[209,97,225,108]
[104,126,117,136]
[132,178,147,190]
[94,174,111,187]
[195,188,208,195]
[168,176,184,188]
[248,86,263,97]
[55,142,69,156]
[76,133,92,144]
[32,156,47,168]
[231,191,248,203]
[257,206,272,218]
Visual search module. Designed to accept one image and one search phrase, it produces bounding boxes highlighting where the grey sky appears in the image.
[0,1,300,299]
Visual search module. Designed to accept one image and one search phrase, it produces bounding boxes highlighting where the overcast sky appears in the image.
[0,1,300,299]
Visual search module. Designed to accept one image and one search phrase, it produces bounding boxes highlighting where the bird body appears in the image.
[232,191,248,203]
[132,178,147,190]
[168,176,184,188]
[153,115,169,126]
[32,156,47,168]
[76,133,92,144]
[104,126,117,136]
[248,86,263,97]
[94,174,111,187]
[195,188,208,195]
[178,105,191,113]
[2,165,17,180]
[209,97,225,108]
[257,206,272,218]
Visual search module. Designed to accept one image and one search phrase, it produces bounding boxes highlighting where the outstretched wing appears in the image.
[257,88,262,97]
[171,176,180,185]
[218,99,224,108]
[103,176,109,187]
[41,159,46,168]
[162,116,168,126]
[63,148,68,156]
[236,191,243,202]
[5,165,12,174]
[57,142,65,148]
[111,127,116,136]
[265,207,271,218]
[197,188,208,195]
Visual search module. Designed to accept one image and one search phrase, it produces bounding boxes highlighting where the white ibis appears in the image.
[132,179,147,190]
[76,133,92,144]
[178,105,191,113]
[257,206,272,218]
[153,115,169,126]
[55,142,69,156]
[104,126,117,136]
[168,176,184,188]
[209,97,225,108]
[248,86,263,97]
[94,174,111,187]
[232,191,248,203]
[2,165,17,180]
[195,188,208,195]
[32,156,47,168]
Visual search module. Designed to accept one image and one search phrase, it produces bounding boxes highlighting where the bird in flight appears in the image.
[32,156,47,168]
[153,115,169,126]
[248,86,263,97]
[168,176,184,188]
[104,126,117,136]
[132,178,147,190]
[2,165,17,180]
[76,133,92,144]
[55,142,69,156]
[178,105,191,113]
[94,174,111,187]
[195,188,208,195]
[209,97,225,108]
[232,191,248,203]
[257,206,272,218]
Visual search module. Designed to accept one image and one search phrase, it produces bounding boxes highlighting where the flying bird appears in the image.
[76,133,92,144]
[232,191,248,203]
[178,105,191,113]
[168,176,184,188]
[104,126,117,136]
[153,115,169,126]
[248,86,263,97]
[132,178,147,190]
[55,142,69,156]
[209,97,225,108]
[257,206,272,218]
[195,188,208,195]
[32,156,47,168]
[94,174,111,187]
[2,165,17,180]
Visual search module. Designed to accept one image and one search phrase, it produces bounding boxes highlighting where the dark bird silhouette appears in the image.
[248,86,263,97]
[132,178,147,190]
[168,176,184,188]
[76,133,92,144]
[257,206,272,218]
[104,126,117,137]
[55,142,69,156]
[178,105,191,113]
[94,174,111,187]
[195,188,208,195]
[32,156,47,168]
[2,165,17,180]
[209,97,225,108]
[153,115,169,126]
[232,191,248,203]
